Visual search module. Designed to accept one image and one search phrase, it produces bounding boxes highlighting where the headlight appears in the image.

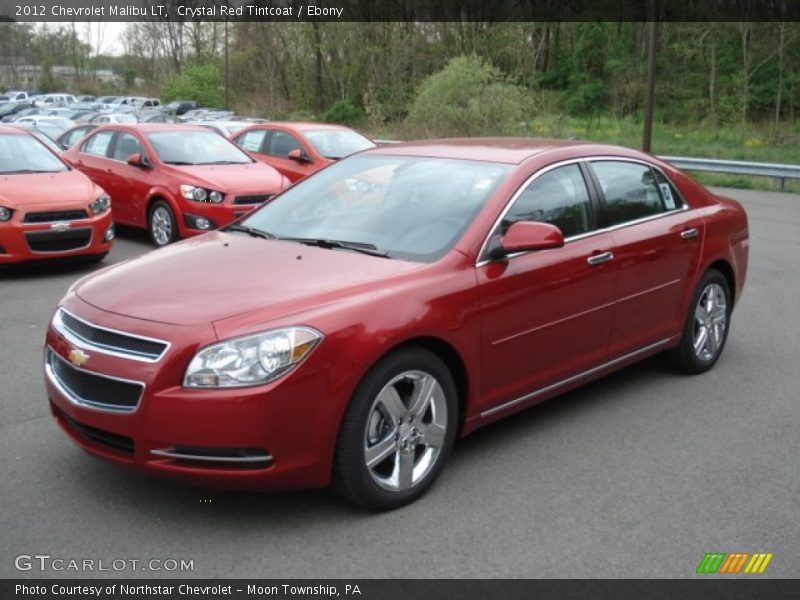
[89,193,111,215]
[181,184,224,203]
[0,206,11,221]
[183,327,322,388]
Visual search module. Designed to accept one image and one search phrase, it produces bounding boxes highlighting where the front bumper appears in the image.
[177,195,273,238]
[0,211,113,264]
[44,297,341,491]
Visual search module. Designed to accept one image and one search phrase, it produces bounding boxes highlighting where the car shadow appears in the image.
[59,355,680,525]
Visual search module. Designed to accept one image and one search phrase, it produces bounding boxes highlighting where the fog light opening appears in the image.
[195,217,212,230]
[104,224,115,241]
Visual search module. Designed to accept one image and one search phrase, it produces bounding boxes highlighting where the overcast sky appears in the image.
[43,22,128,55]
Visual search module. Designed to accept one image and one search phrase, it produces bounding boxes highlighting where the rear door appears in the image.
[588,159,704,357]
[73,130,115,198]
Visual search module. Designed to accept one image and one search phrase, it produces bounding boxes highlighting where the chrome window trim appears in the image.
[475,156,691,267]
[45,347,145,414]
[53,307,171,363]
[481,337,674,418]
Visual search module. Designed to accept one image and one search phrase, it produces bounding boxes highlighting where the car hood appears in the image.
[75,231,422,326]
[0,170,99,209]
[169,162,283,193]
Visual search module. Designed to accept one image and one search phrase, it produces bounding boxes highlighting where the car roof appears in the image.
[0,125,28,135]
[260,122,354,132]
[94,123,209,133]
[363,137,652,165]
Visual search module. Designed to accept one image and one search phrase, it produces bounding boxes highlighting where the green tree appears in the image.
[406,55,529,136]
[161,63,223,107]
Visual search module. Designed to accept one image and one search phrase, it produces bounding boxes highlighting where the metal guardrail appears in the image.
[660,156,800,190]
[373,140,799,190]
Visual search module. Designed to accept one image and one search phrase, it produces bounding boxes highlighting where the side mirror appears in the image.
[489,221,564,260]
[126,153,147,168]
[287,148,310,163]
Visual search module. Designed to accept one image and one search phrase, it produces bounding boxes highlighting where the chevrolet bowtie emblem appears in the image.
[50,222,70,232]
[68,348,90,367]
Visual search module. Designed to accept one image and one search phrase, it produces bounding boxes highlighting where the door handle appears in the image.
[587,251,614,266]
[680,227,699,240]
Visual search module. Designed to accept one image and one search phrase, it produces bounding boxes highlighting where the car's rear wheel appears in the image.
[669,269,732,373]
[334,348,458,510]
[148,200,177,247]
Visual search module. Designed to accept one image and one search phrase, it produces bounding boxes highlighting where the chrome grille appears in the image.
[53,308,169,362]
[46,348,144,413]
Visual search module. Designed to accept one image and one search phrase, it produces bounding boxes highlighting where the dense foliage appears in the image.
[3,22,799,135]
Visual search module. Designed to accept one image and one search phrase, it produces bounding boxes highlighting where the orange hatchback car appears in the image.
[0,126,113,266]
[231,122,375,183]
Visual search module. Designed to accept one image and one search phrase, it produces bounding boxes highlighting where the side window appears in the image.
[268,131,301,157]
[501,164,593,238]
[591,161,665,225]
[65,129,83,147]
[236,130,267,153]
[82,131,114,158]
[652,169,683,210]
[112,133,142,161]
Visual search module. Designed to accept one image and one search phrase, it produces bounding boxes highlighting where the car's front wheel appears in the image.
[148,200,177,247]
[669,268,732,373]
[334,348,458,510]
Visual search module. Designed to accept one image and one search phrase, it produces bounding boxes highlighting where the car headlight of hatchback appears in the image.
[89,193,111,215]
[0,206,12,221]
[183,327,323,388]
[180,184,224,203]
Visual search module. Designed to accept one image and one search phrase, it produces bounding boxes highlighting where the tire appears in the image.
[333,348,459,511]
[148,200,178,247]
[668,269,732,374]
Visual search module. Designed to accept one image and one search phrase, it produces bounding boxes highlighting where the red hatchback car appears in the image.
[0,126,113,265]
[62,124,287,246]
[231,122,375,183]
[44,139,748,509]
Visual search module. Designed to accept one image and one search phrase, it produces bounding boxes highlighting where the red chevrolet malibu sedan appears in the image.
[0,126,113,265]
[44,139,748,509]
[231,122,375,183]
[62,124,287,247]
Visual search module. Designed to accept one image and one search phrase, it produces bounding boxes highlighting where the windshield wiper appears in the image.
[201,160,249,165]
[226,223,275,240]
[278,237,391,258]
[163,160,197,165]
[0,169,58,174]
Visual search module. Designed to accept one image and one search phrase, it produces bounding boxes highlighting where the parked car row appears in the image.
[1,116,382,265]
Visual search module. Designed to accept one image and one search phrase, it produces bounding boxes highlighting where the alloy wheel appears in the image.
[151,206,173,246]
[363,370,448,492]
[693,282,728,362]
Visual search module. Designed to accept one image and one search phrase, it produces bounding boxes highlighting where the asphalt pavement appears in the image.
[1,188,798,579]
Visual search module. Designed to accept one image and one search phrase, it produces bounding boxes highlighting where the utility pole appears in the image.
[642,3,659,153]
[224,19,229,110]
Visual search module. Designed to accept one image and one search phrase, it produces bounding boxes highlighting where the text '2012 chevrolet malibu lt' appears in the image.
[44,139,748,510]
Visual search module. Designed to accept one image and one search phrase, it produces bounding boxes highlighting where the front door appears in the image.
[477,162,617,414]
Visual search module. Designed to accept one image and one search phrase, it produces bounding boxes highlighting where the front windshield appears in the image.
[240,155,510,263]
[147,130,253,165]
[0,133,68,174]
[304,129,375,159]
